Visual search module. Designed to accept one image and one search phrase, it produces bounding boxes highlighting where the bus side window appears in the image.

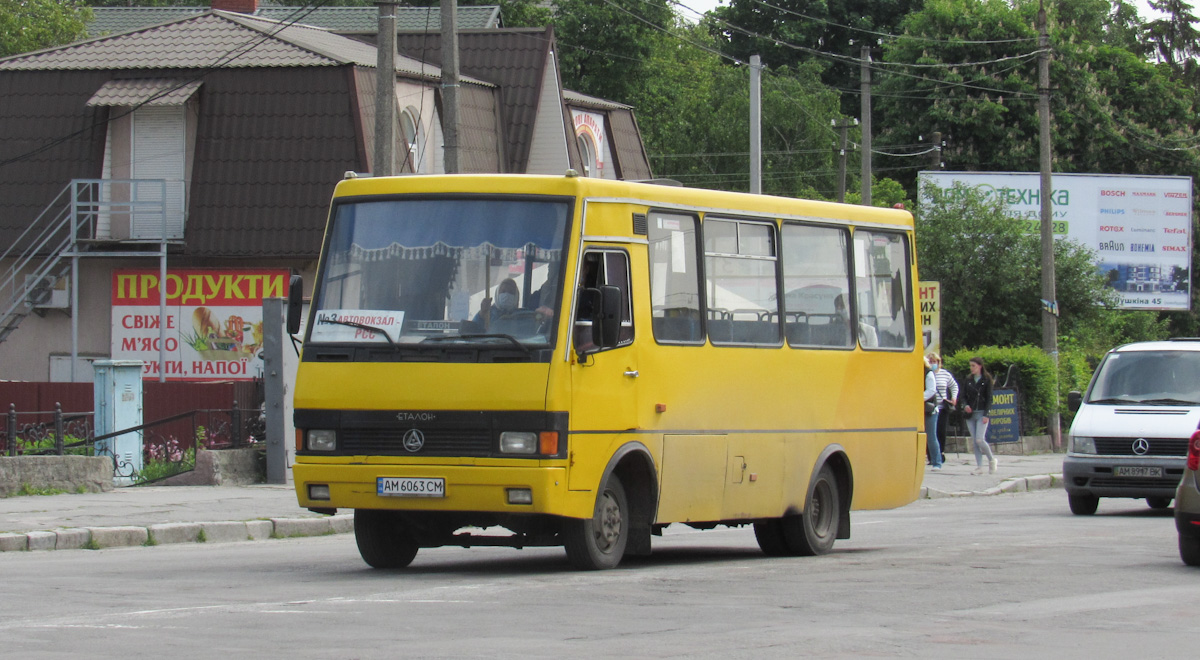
[648,212,703,344]
[574,250,633,353]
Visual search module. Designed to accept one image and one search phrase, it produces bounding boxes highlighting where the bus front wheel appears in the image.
[563,475,629,570]
[781,465,840,556]
[354,509,419,569]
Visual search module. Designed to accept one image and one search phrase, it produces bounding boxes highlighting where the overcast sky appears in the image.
[674,0,1168,24]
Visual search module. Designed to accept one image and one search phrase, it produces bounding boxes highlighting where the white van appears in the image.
[1064,339,1200,515]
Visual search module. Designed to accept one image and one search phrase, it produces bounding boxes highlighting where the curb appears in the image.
[920,472,1063,500]
[0,513,354,553]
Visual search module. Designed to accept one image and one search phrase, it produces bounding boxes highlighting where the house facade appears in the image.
[0,3,652,383]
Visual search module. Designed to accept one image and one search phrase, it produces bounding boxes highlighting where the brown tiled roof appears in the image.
[86,79,203,107]
[397,28,552,174]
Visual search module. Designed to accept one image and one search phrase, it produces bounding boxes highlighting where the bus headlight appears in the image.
[1070,435,1096,454]
[499,431,537,454]
[307,429,337,451]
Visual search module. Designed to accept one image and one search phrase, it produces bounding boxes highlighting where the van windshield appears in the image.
[308,198,570,349]
[1088,350,1200,405]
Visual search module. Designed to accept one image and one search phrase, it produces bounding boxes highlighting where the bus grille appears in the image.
[340,428,492,456]
[1093,438,1189,456]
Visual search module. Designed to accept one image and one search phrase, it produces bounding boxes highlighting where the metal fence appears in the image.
[2,401,265,484]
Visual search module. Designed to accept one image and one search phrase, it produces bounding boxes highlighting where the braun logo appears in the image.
[1099,208,1125,215]
[1100,190,1126,197]
[1130,243,1155,252]
[1099,241,1125,251]
[1164,245,1188,252]
[1099,226,1124,232]
[1165,192,1188,198]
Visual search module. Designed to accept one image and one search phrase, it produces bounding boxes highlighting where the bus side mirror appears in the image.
[593,285,621,349]
[286,275,303,335]
[1067,391,1082,413]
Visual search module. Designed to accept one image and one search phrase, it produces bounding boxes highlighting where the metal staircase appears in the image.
[0,179,171,345]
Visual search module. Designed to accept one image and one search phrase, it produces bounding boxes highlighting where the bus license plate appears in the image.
[377,477,445,497]
[1113,466,1162,478]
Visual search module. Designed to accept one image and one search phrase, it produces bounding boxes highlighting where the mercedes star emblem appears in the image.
[1131,438,1150,455]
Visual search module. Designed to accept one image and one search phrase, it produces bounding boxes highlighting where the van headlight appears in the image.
[1070,435,1096,454]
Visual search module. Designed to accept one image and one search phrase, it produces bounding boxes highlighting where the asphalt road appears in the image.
[1,489,1193,659]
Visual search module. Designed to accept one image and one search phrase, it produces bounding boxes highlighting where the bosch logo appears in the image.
[402,429,426,452]
[1132,438,1150,455]
[1100,190,1126,197]
[1099,226,1124,232]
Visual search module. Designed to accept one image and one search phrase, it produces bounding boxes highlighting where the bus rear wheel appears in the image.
[563,475,628,570]
[781,465,840,556]
[354,509,419,569]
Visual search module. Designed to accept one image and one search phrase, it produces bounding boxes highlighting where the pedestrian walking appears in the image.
[928,353,958,461]
[924,357,942,470]
[961,356,997,474]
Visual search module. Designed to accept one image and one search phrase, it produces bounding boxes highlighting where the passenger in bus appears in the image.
[475,277,520,327]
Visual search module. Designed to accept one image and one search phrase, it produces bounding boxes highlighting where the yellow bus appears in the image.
[290,172,924,570]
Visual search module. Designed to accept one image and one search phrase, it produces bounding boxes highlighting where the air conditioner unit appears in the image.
[24,275,70,309]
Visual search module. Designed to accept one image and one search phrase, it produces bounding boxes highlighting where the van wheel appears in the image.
[354,509,419,569]
[1181,534,1200,566]
[564,474,628,570]
[781,465,840,556]
[1146,497,1172,510]
[1068,493,1099,515]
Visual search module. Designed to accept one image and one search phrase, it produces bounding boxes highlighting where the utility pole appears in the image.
[832,118,857,203]
[374,0,397,176]
[750,55,762,194]
[860,45,872,206]
[440,0,460,173]
[927,131,942,171]
[1037,1,1061,448]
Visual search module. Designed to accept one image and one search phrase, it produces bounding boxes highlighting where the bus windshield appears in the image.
[309,197,570,349]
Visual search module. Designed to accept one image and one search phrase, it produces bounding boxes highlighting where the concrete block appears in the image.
[89,526,149,548]
[246,520,273,540]
[0,456,114,497]
[149,522,201,545]
[329,514,353,534]
[272,517,333,538]
[0,533,28,552]
[1026,474,1059,491]
[56,528,91,550]
[200,521,250,543]
[26,531,57,551]
[998,479,1028,493]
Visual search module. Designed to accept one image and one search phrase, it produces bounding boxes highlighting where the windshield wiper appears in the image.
[1137,398,1200,406]
[422,333,530,354]
[1088,397,1141,404]
[317,318,396,348]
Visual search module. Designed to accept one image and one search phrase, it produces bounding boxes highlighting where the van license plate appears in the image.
[1113,466,1162,478]
[377,477,445,497]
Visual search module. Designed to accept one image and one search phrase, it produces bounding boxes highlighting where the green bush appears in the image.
[945,345,1058,434]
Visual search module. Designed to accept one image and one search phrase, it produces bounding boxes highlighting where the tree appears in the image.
[551,0,675,104]
[1,0,91,57]
[1146,0,1200,83]
[916,181,1113,354]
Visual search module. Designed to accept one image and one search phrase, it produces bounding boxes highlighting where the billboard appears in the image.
[111,268,290,380]
[920,172,1192,311]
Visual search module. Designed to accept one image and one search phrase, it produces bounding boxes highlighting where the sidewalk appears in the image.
[0,452,1066,553]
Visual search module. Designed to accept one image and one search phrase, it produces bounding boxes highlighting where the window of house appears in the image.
[400,107,425,174]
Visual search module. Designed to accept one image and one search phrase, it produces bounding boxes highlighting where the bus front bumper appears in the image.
[293,462,593,518]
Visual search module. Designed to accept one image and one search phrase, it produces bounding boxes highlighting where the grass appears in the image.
[196,528,207,543]
[12,483,68,497]
[82,538,100,550]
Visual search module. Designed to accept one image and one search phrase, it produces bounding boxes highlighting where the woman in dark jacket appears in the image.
[961,356,997,474]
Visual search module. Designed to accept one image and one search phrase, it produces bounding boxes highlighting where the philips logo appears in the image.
[1099,208,1126,215]
[1100,190,1126,197]
[1099,241,1125,251]
[1130,243,1155,252]
[1099,226,1124,232]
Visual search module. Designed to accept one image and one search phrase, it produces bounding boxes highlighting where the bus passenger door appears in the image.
[569,249,639,436]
